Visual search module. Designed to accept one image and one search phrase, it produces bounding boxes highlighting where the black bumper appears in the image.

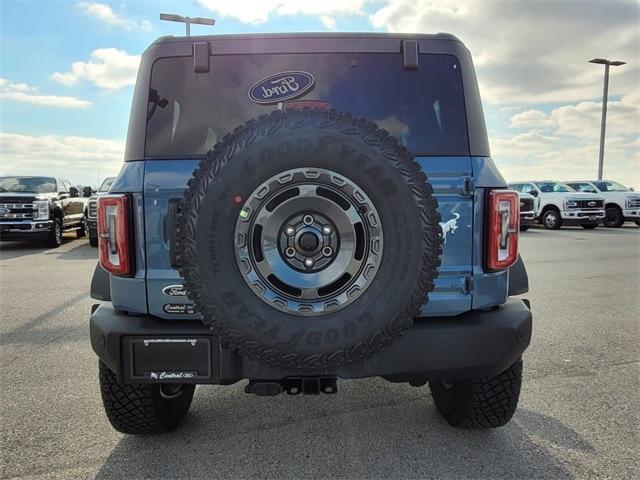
[90,299,532,385]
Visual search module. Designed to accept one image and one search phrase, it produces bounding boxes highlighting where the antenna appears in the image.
[159,13,215,37]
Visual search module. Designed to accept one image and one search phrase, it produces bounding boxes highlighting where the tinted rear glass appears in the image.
[145,53,468,157]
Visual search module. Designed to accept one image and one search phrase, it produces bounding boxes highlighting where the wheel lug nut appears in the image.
[303,214,314,226]
[285,247,296,258]
[304,257,315,269]
[322,246,333,257]
[322,225,332,235]
[285,226,295,236]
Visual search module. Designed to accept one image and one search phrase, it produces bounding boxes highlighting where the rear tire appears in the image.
[47,217,63,248]
[542,209,562,230]
[603,207,624,228]
[77,216,87,237]
[89,233,98,247]
[581,224,598,230]
[429,359,523,429]
[99,362,195,434]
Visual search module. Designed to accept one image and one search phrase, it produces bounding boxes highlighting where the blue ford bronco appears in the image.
[89,32,532,434]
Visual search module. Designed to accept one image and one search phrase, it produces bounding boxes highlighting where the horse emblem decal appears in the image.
[440,212,460,244]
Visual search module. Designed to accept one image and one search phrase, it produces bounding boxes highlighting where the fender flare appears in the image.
[90,262,111,301]
[508,254,529,296]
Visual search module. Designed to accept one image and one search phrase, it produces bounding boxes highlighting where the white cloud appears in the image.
[0,133,123,186]
[510,110,555,129]
[0,78,91,108]
[51,48,140,90]
[77,2,151,30]
[493,92,639,186]
[370,0,640,105]
[198,0,365,26]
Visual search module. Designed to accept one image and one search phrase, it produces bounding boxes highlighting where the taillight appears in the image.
[98,194,131,275]
[486,189,519,271]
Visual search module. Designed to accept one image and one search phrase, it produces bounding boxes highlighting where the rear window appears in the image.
[145,53,469,158]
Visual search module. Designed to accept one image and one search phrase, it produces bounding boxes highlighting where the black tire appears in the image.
[519,225,530,232]
[177,109,442,370]
[99,362,195,435]
[47,217,63,248]
[603,207,624,228]
[581,223,598,230]
[430,359,523,429]
[77,216,87,237]
[89,233,98,247]
[542,209,562,230]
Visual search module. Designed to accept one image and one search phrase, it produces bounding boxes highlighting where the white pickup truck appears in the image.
[565,180,640,228]
[508,180,605,230]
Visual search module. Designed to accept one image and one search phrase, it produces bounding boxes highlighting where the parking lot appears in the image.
[0,226,638,479]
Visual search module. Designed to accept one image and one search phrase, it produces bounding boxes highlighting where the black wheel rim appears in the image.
[604,210,619,226]
[234,168,383,316]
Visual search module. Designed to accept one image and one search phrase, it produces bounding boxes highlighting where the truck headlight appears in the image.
[566,200,577,208]
[33,201,49,220]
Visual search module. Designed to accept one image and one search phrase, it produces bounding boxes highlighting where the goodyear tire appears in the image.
[430,359,523,429]
[177,109,442,370]
[99,362,195,434]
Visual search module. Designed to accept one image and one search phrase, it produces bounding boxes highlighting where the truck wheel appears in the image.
[89,233,98,247]
[429,359,523,429]
[177,109,442,370]
[77,216,88,237]
[542,209,562,230]
[581,223,598,230]
[98,362,195,434]
[47,218,63,248]
[603,207,624,228]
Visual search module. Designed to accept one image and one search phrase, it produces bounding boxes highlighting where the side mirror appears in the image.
[530,190,538,197]
[630,187,635,192]
[69,186,79,198]
[82,186,93,197]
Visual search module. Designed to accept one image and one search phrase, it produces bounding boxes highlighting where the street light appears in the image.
[589,58,626,180]
[159,13,215,37]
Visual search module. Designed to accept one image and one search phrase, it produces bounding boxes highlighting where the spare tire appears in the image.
[176,109,441,370]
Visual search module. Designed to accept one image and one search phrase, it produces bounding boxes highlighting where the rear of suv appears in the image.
[89,32,532,434]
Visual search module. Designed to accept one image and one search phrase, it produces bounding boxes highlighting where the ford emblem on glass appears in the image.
[248,71,315,105]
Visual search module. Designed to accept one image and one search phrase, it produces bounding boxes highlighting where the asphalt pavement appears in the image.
[1,225,639,479]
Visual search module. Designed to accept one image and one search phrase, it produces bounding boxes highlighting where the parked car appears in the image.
[89,31,532,434]
[565,180,640,228]
[518,192,536,231]
[0,176,87,247]
[87,177,116,247]
[509,180,605,229]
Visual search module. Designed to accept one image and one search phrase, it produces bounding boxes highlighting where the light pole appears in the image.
[159,14,215,37]
[589,58,626,180]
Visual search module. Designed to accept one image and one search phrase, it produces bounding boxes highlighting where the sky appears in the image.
[1,0,638,188]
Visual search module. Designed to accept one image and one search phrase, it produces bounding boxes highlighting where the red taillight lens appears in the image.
[486,189,519,271]
[98,194,131,275]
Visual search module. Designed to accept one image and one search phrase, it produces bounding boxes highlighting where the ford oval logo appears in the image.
[248,71,315,105]
[588,201,596,207]
[162,285,187,297]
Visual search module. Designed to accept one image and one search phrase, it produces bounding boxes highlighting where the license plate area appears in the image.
[123,337,212,382]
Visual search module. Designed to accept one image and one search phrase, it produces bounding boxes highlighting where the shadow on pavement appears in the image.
[44,240,96,260]
[95,386,583,479]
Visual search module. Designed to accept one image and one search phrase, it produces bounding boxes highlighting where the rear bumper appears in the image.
[0,220,52,238]
[90,299,532,384]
